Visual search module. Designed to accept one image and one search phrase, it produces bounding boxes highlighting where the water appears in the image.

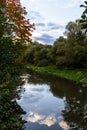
[16,70,87,130]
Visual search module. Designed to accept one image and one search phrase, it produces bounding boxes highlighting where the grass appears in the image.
[26,64,87,87]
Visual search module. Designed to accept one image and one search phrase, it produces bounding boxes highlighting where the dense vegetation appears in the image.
[25,0,87,69]
[0,0,87,129]
[25,19,87,69]
[0,0,87,84]
[0,1,34,129]
[25,1,87,86]
[26,65,87,87]
[0,0,34,85]
[25,1,87,69]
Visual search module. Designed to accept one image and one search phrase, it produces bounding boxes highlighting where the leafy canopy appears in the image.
[1,0,35,44]
[80,1,87,34]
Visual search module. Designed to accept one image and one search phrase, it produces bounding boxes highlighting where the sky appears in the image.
[20,0,85,44]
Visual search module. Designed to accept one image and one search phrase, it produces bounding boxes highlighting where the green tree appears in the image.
[65,21,87,68]
[80,1,87,34]
[54,36,66,45]
[49,36,66,67]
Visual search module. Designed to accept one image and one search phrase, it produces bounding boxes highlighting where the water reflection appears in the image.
[0,81,25,130]
[26,111,70,130]
[26,112,56,127]
[62,97,87,129]
[17,70,87,130]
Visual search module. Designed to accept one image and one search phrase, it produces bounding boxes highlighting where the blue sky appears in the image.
[21,0,85,44]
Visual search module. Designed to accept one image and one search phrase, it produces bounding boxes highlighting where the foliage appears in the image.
[80,1,87,34]
[25,19,87,90]
[37,59,49,67]
[25,42,52,66]
[0,0,34,84]
[26,64,87,86]
[26,18,87,69]
[0,37,27,84]
[5,0,35,44]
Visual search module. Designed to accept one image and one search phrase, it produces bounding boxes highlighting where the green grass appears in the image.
[26,64,87,87]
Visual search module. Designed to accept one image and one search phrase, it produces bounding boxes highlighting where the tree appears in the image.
[80,1,87,34]
[64,21,81,39]
[49,37,66,67]
[0,0,35,43]
[0,0,35,84]
[64,21,87,68]
[54,36,66,45]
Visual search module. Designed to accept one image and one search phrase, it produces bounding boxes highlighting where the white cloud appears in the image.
[78,0,85,2]
[32,21,65,44]
[63,0,84,8]
[29,0,35,2]
[32,32,42,37]
[20,0,85,44]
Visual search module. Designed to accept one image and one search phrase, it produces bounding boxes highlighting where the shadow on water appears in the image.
[16,69,87,130]
[0,79,26,130]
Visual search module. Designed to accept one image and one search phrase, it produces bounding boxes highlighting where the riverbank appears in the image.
[26,65,87,87]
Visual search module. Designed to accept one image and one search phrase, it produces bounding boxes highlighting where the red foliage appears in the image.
[6,0,35,43]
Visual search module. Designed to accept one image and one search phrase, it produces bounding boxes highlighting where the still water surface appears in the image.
[16,70,87,130]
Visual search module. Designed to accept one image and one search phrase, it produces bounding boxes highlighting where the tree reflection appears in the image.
[25,70,87,129]
[62,95,87,129]
[49,76,87,129]
[0,80,26,130]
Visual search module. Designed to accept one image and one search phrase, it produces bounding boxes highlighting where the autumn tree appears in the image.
[4,0,34,43]
[0,0,35,84]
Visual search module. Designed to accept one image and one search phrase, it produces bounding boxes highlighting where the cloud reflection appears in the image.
[59,121,69,130]
[40,114,57,127]
[26,111,70,129]
[27,111,45,123]
[26,112,57,127]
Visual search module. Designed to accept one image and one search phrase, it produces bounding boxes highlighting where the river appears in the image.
[15,69,87,130]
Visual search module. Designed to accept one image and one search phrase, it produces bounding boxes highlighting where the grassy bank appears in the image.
[26,65,87,87]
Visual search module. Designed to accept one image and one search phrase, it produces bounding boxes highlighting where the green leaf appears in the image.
[84,1,87,5]
[81,14,86,19]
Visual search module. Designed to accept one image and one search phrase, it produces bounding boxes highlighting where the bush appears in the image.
[37,59,49,67]
[56,57,66,68]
